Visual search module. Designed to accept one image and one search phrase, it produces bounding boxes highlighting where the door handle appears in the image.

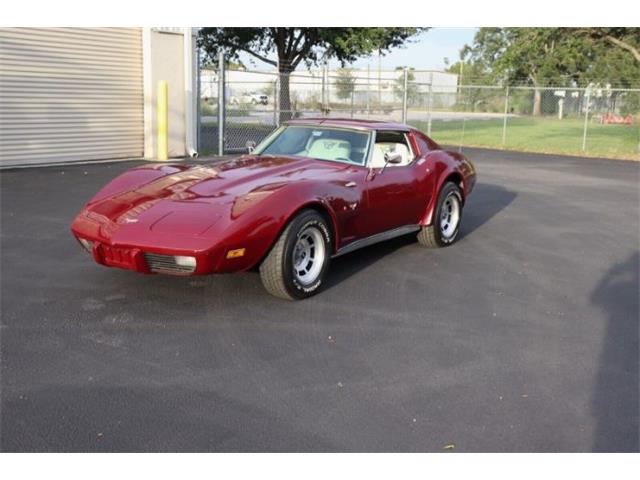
[344,181,357,188]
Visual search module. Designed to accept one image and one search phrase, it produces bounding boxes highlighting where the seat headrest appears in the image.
[307,138,351,161]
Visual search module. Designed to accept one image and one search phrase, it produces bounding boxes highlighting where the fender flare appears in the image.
[419,163,465,226]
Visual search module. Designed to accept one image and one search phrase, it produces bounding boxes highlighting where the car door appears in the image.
[361,131,426,237]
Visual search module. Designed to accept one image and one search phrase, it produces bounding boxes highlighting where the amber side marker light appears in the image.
[226,248,246,259]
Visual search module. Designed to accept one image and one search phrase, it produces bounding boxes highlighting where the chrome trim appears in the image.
[344,181,357,187]
[332,225,421,258]
[364,129,376,169]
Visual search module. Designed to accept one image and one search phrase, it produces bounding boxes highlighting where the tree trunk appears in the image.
[278,70,292,123]
[533,87,542,117]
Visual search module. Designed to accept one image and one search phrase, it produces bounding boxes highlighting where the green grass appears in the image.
[412,117,640,160]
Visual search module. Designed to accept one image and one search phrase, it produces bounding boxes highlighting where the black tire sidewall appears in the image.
[281,211,332,299]
[434,183,463,246]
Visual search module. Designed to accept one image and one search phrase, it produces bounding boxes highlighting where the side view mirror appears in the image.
[380,151,403,174]
[384,151,403,165]
[246,140,257,154]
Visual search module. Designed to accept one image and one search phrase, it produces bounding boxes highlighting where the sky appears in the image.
[238,28,478,72]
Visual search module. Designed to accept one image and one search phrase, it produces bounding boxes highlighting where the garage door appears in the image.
[0,28,143,167]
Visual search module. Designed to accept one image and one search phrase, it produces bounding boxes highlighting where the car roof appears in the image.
[284,117,413,132]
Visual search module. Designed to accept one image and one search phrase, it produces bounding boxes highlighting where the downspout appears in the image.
[183,27,198,158]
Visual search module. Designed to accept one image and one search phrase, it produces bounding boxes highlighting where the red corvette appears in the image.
[71,119,476,300]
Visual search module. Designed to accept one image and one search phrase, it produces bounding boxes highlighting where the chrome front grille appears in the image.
[144,253,195,274]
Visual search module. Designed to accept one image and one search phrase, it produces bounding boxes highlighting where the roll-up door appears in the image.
[0,28,143,166]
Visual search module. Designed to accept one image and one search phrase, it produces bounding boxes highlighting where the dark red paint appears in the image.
[71,119,476,275]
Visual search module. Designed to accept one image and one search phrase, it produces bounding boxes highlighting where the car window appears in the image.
[256,126,370,165]
[370,130,414,168]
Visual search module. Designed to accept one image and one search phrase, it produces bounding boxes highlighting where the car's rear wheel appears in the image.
[259,210,332,300]
[417,181,463,248]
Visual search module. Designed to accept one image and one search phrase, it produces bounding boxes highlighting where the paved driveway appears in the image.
[1,148,638,452]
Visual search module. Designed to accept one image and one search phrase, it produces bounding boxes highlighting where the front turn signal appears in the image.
[226,248,246,259]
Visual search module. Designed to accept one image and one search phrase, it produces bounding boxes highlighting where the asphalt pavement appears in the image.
[1,148,638,452]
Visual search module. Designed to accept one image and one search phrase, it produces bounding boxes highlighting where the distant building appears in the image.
[200,68,459,107]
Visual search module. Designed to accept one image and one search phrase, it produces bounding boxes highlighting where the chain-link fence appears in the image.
[199,65,640,160]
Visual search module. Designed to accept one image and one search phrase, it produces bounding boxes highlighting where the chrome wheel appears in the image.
[293,226,326,286]
[440,193,461,239]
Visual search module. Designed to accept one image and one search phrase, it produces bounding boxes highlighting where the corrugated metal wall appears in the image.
[0,28,144,167]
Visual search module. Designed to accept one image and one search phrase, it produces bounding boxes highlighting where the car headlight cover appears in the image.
[174,255,197,268]
[77,237,93,254]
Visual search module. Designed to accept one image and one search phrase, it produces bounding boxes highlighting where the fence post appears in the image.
[351,89,354,118]
[402,68,408,123]
[582,90,590,152]
[426,83,432,136]
[502,86,510,146]
[366,64,371,118]
[321,65,326,116]
[273,77,278,127]
[217,50,225,156]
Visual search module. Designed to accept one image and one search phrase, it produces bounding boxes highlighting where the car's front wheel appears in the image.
[417,181,464,248]
[259,210,332,300]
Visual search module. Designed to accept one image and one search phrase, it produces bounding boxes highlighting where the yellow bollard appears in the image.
[157,80,168,161]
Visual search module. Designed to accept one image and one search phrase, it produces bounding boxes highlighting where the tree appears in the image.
[462,28,640,116]
[465,28,590,116]
[198,28,426,121]
[334,68,356,101]
[393,67,420,107]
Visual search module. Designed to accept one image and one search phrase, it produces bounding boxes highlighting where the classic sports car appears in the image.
[71,118,476,300]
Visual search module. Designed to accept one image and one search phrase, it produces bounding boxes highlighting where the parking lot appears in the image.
[1,147,638,452]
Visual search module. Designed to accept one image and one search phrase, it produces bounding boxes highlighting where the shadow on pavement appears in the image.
[590,251,640,452]
[460,182,517,238]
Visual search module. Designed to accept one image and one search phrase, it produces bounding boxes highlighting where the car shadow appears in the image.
[459,182,518,239]
[590,251,639,452]
[324,182,517,290]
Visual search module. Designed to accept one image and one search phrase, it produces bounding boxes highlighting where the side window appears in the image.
[414,132,439,154]
[370,131,414,168]
[414,135,431,155]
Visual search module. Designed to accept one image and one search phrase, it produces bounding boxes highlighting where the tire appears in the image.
[259,210,332,300]
[417,181,463,248]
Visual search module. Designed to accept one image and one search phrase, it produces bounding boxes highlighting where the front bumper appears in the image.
[88,241,202,275]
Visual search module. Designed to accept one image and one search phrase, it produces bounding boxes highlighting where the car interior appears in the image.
[260,126,415,168]
[370,131,414,169]
[291,128,370,164]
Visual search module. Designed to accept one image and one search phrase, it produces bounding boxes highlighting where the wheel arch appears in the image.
[420,167,466,226]
[252,199,340,271]
[288,201,340,254]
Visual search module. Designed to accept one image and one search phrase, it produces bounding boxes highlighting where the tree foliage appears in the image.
[464,28,640,87]
[334,68,356,101]
[393,67,420,106]
[461,28,640,116]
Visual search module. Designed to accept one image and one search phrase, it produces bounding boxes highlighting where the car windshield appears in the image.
[254,125,371,165]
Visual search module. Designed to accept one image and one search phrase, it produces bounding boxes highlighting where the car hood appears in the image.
[82,155,349,239]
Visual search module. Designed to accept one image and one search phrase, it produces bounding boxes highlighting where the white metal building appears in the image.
[0,27,198,167]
